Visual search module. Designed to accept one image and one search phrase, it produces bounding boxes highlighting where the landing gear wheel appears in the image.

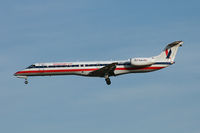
[25,80,28,84]
[105,78,111,85]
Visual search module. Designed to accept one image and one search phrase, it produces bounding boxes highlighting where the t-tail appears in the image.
[154,41,183,63]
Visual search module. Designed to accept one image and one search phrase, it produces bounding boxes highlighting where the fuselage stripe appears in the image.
[16,67,165,75]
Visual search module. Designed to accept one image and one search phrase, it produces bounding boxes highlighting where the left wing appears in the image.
[88,62,118,77]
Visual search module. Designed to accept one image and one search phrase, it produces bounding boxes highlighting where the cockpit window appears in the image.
[26,64,36,69]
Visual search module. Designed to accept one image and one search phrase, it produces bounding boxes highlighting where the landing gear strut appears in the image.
[104,75,111,85]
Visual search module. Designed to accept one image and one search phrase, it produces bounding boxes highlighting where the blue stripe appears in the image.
[154,62,172,65]
[166,49,172,59]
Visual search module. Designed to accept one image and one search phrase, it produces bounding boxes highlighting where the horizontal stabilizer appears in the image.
[164,41,183,51]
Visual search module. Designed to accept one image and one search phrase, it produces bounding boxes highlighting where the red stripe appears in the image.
[16,67,165,75]
[165,49,168,56]
[16,68,97,74]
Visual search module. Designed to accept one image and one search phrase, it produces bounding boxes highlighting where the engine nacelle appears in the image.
[130,58,155,66]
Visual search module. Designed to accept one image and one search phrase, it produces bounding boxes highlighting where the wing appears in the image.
[88,62,118,77]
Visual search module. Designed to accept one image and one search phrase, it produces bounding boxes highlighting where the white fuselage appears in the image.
[14,60,172,78]
[14,41,182,85]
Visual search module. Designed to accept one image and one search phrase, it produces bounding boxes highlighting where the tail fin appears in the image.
[154,41,183,62]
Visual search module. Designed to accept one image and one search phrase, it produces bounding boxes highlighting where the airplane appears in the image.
[14,41,183,85]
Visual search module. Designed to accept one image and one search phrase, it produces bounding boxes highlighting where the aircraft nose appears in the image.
[14,71,20,76]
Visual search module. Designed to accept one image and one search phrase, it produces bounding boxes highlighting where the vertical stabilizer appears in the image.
[154,41,183,62]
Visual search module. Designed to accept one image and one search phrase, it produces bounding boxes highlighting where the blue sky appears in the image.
[0,0,200,133]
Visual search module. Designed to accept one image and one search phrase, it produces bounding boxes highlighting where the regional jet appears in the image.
[14,41,183,85]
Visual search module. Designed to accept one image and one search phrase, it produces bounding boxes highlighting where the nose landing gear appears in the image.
[15,76,29,84]
[24,79,28,84]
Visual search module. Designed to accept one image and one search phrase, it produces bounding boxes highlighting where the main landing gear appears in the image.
[104,75,111,85]
[105,78,111,85]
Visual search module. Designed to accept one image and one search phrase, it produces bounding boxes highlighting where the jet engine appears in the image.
[130,58,155,66]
